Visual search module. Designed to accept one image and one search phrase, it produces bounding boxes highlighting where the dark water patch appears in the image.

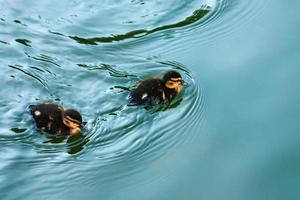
[34,132,90,155]
[0,40,9,45]
[15,39,32,47]
[111,85,131,92]
[8,64,47,88]
[10,128,27,133]
[29,66,53,76]
[77,63,135,78]
[29,66,45,73]
[66,133,90,155]
[48,30,65,37]
[69,6,211,45]
[25,53,62,68]
[13,19,27,26]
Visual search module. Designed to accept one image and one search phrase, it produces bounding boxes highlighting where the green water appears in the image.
[1,0,300,199]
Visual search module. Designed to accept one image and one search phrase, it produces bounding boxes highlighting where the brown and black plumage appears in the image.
[128,70,184,108]
[28,103,82,136]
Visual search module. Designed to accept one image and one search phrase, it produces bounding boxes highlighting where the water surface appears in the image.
[0,0,300,199]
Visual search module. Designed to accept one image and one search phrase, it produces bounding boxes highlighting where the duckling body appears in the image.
[128,70,184,108]
[28,103,82,136]
[129,78,177,106]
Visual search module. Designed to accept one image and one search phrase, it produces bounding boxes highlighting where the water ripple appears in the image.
[0,0,211,198]
[181,0,272,47]
[1,58,204,170]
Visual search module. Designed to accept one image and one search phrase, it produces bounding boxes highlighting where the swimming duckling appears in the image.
[28,103,82,136]
[128,70,184,108]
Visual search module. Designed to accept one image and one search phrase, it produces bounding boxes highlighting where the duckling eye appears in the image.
[168,81,175,86]
[166,81,177,88]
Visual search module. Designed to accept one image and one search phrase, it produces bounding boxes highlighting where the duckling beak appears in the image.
[180,80,188,86]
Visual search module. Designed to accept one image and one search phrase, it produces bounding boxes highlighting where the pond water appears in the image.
[0,0,299,199]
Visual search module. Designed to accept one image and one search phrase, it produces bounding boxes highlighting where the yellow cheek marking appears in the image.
[65,116,81,124]
[64,118,81,130]
[63,118,71,127]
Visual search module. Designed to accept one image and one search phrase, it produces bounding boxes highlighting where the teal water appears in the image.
[0,0,300,199]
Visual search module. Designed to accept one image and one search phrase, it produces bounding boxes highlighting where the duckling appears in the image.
[28,103,82,136]
[128,70,184,108]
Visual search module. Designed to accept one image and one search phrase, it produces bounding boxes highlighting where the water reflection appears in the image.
[69,6,211,45]
[15,39,32,47]
[42,132,89,155]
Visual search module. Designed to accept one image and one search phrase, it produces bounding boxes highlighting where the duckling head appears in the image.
[163,70,184,92]
[62,109,83,135]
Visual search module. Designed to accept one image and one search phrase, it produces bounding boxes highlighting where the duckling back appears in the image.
[129,78,177,107]
[29,103,67,135]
